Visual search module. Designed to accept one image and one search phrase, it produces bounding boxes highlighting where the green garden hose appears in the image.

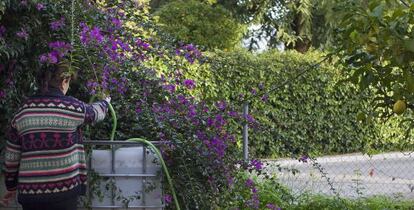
[90,96,181,209]
[107,103,117,141]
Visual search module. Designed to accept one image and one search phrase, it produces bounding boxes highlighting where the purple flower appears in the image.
[183,79,196,90]
[163,84,176,93]
[39,54,48,63]
[206,136,227,158]
[245,178,254,188]
[39,51,59,64]
[90,26,104,43]
[187,105,197,118]
[163,194,172,204]
[228,111,238,118]
[136,38,150,50]
[176,43,202,64]
[48,51,59,64]
[245,114,255,123]
[36,3,45,11]
[86,80,99,95]
[0,90,6,100]
[206,117,214,127]
[50,17,65,31]
[214,114,226,128]
[111,17,122,28]
[0,25,6,38]
[258,82,264,90]
[16,29,28,40]
[251,88,257,95]
[261,94,269,102]
[250,159,263,171]
[216,101,227,111]
[266,204,281,210]
[299,155,309,163]
[48,41,72,58]
[135,104,142,114]
[20,0,28,6]
[49,41,72,50]
[80,23,90,45]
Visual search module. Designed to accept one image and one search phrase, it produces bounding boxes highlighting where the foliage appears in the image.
[0,0,274,209]
[205,0,338,52]
[332,0,414,146]
[154,0,245,50]
[221,170,414,210]
[291,194,414,210]
[185,49,378,158]
[221,171,292,209]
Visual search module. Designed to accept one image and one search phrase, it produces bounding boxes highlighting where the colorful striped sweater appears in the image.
[3,88,108,204]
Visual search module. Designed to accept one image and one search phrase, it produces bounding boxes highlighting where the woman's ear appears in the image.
[61,77,71,94]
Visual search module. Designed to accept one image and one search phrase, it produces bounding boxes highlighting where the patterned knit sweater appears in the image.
[3,88,108,204]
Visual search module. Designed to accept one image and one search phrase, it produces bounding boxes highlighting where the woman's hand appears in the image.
[105,96,111,104]
[0,190,16,207]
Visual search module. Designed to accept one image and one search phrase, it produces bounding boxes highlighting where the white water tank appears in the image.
[0,147,163,210]
[88,147,163,209]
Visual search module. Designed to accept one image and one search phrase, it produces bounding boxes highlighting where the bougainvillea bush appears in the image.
[0,0,284,209]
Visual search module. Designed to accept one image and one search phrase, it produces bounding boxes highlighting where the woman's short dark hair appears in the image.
[38,60,77,93]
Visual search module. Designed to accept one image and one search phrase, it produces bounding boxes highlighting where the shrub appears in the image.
[187,49,378,158]
[0,1,268,209]
[154,0,245,50]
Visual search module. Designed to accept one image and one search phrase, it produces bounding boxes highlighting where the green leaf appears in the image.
[403,39,414,53]
[371,3,384,18]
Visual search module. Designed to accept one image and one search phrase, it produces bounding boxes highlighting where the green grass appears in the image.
[287,195,414,210]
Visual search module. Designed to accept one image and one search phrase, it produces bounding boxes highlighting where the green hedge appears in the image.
[188,50,379,158]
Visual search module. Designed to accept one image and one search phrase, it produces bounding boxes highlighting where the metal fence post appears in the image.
[243,102,249,162]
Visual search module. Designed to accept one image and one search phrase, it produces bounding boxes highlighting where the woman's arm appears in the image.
[83,98,110,124]
[3,125,21,192]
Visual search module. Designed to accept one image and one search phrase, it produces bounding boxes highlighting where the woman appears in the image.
[1,61,110,210]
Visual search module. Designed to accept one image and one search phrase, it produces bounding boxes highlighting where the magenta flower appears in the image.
[0,90,6,100]
[90,26,104,43]
[299,155,309,163]
[136,38,150,50]
[20,0,28,6]
[163,84,176,93]
[245,178,254,188]
[216,101,227,111]
[16,29,29,40]
[250,88,257,95]
[36,3,45,11]
[39,54,48,63]
[0,25,6,38]
[80,23,90,45]
[261,94,269,102]
[50,17,65,31]
[111,17,122,28]
[183,79,196,90]
[266,204,281,210]
[48,51,59,64]
[163,194,172,204]
[250,159,263,171]
[86,80,99,95]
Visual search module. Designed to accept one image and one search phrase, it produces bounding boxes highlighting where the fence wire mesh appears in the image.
[264,152,414,199]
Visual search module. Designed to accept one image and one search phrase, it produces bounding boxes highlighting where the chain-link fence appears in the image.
[264,152,414,199]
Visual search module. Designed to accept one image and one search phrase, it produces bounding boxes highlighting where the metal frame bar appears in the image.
[84,140,164,209]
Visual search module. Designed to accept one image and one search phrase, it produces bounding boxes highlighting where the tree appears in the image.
[154,0,245,50]
[150,0,338,52]
[333,0,414,142]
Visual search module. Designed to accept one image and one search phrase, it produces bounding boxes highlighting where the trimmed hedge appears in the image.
[188,50,378,158]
